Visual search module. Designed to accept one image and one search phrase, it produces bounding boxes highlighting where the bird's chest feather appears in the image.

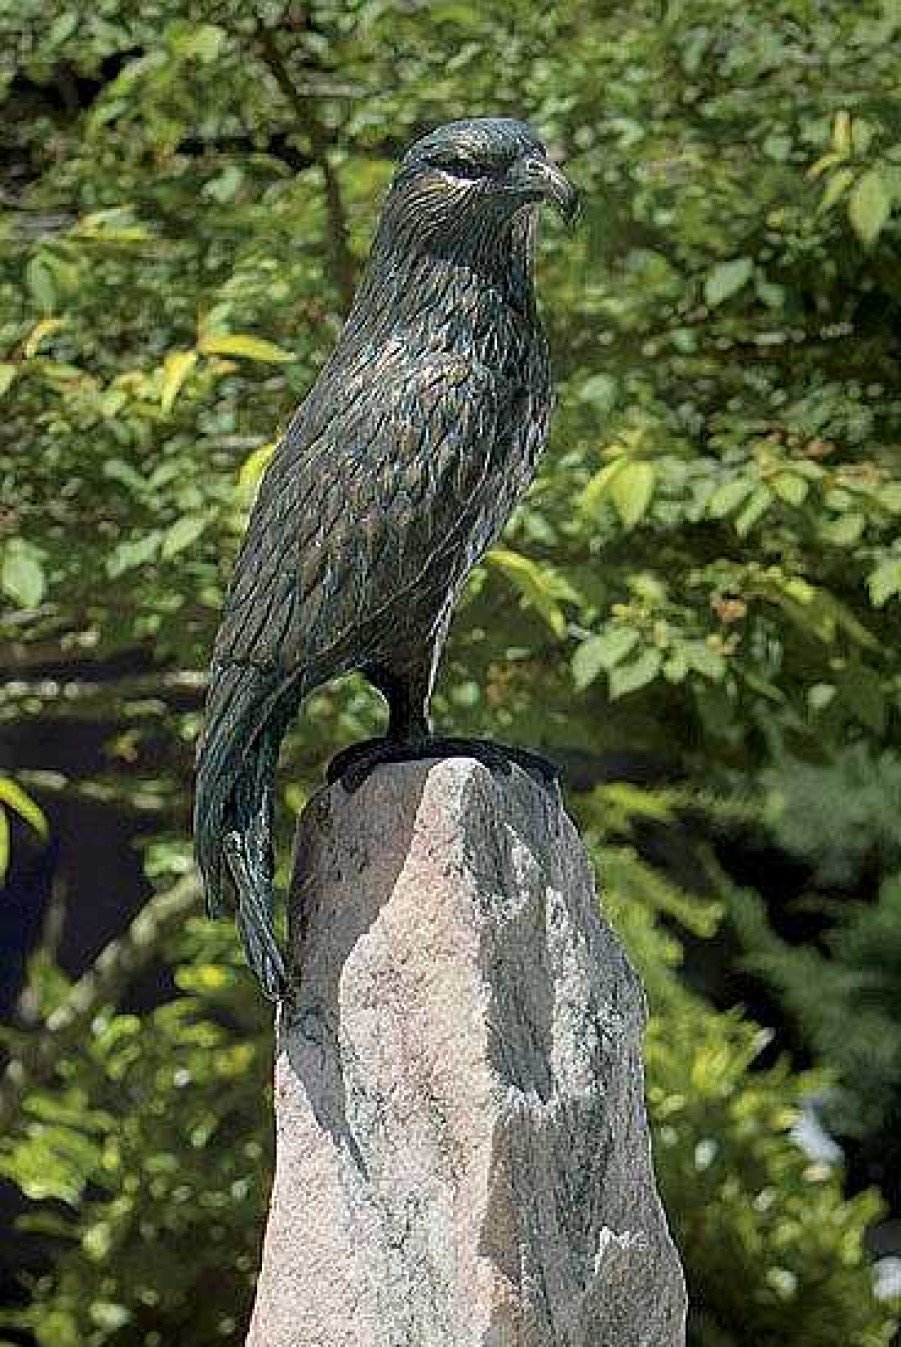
[402,327,551,590]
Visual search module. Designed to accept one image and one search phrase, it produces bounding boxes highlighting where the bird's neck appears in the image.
[341,209,540,357]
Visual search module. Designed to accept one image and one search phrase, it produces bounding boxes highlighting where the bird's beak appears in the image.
[512,155,580,224]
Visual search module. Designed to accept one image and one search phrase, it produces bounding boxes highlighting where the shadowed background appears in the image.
[1,2,900,1345]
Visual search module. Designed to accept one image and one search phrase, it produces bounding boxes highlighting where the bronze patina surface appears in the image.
[194,118,577,998]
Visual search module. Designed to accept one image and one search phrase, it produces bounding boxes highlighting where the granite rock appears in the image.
[246,757,686,1347]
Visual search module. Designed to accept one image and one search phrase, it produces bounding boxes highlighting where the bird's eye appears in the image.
[438,158,504,181]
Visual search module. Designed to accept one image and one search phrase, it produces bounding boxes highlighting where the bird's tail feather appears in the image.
[194,664,290,1000]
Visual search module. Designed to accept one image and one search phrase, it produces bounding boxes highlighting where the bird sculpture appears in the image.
[195,116,578,1000]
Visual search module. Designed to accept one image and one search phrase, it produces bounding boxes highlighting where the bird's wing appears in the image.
[212,349,514,689]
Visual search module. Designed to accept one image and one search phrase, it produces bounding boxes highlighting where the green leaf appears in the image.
[704,257,753,307]
[867,558,901,608]
[0,808,9,882]
[160,350,198,414]
[609,648,662,700]
[579,373,618,414]
[1,539,46,609]
[820,167,854,213]
[0,364,16,398]
[486,548,570,637]
[807,682,836,713]
[572,628,639,689]
[823,593,879,650]
[820,512,865,546]
[878,482,901,513]
[684,641,727,681]
[237,442,277,491]
[107,533,160,578]
[580,458,628,516]
[838,665,886,735]
[833,109,852,155]
[199,332,293,363]
[24,317,66,359]
[771,473,809,507]
[734,486,772,537]
[103,458,150,496]
[610,461,656,529]
[756,278,785,309]
[707,478,755,519]
[0,778,49,841]
[26,257,56,313]
[663,649,689,682]
[171,22,226,62]
[161,516,205,559]
[848,170,891,246]
[203,165,244,204]
[48,11,78,45]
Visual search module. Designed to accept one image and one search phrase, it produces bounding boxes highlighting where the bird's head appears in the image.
[348,118,577,332]
[383,117,579,255]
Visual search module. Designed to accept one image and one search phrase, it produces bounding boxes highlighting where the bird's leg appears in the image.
[326,661,431,786]
[327,661,560,793]
[381,663,432,743]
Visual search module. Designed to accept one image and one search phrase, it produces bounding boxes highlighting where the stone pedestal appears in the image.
[246,758,686,1346]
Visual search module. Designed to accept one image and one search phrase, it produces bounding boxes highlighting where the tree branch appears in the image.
[0,670,206,724]
[16,769,180,817]
[255,23,357,313]
[0,874,201,1132]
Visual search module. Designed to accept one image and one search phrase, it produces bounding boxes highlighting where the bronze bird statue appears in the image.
[195,117,578,999]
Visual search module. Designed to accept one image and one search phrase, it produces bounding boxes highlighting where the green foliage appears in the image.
[2,0,900,1342]
[0,777,48,880]
[763,746,901,889]
[2,831,895,1347]
[648,1009,892,1347]
[732,747,901,1208]
[734,876,901,1165]
[0,918,270,1347]
[2,0,900,752]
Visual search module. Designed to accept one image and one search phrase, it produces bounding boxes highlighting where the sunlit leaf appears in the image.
[107,533,160,578]
[707,478,755,519]
[867,558,901,608]
[819,513,865,546]
[684,641,727,681]
[771,473,809,507]
[26,257,55,313]
[609,648,662,699]
[0,778,49,841]
[160,350,198,414]
[820,167,854,213]
[572,628,639,688]
[23,317,66,358]
[171,22,226,62]
[610,461,656,529]
[237,442,277,491]
[161,516,205,559]
[579,373,618,414]
[848,170,891,246]
[580,457,628,516]
[199,332,293,363]
[1,539,46,609]
[734,486,772,537]
[704,257,753,307]
[0,808,9,882]
[486,548,573,637]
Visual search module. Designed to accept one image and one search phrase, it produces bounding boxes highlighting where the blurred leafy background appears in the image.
[1,1,900,1344]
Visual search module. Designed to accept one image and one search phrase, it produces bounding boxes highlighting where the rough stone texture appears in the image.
[246,758,686,1347]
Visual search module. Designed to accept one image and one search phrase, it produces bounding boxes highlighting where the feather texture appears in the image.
[194,117,573,997]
